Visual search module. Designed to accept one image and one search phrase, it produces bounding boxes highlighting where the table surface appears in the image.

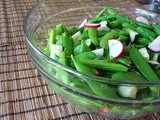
[0,0,160,120]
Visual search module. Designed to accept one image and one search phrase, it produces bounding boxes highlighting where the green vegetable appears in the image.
[100,30,118,48]
[129,47,159,81]
[88,28,99,46]
[80,59,128,72]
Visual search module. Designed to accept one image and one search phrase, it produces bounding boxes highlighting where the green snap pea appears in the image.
[136,37,152,46]
[118,35,128,42]
[62,33,73,56]
[74,51,98,60]
[74,41,91,55]
[152,23,160,35]
[136,21,153,30]
[89,16,108,23]
[122,22,136,30]
[118,30,129,36]
[112,72,146,82]
[136,27,156,41]
[88,28,99,46]
[129,47,159,81]
[79,59,128,72]
[55,24,64,35]
[109,20,122,28]
[100,30,118,48]
[106,7,117,15]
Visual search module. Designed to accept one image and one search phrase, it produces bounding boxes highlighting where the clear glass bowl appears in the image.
[24,0,160,119]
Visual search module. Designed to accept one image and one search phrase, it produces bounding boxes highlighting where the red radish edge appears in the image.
[148,36,160,52]
[96,69,103,77]
[99,108,109,113]
[79,18,88,28]
[108,39,124,59]
[84,23,101,28]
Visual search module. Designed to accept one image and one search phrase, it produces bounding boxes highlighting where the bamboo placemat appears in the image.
[0,0,160,120]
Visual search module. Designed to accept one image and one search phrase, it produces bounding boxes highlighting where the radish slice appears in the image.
[84,23,100,28]
[99,107,109,113]
[148,35,160,52]
[92,48,104,57]
[138,47,150,60]
[108,39,124,59]
[79,18,87,28]
[97,21,110,31]
[148,60,160,65]
[127,29,138,42]
[136,16,150,25]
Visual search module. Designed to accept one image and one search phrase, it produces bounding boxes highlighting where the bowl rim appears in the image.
[23,1,160,104]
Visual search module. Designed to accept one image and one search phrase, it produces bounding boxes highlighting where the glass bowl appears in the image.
[23,0,160,119]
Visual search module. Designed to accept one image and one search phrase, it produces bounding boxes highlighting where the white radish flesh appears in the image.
[108,39,124,59]
[138,47,150,60]
[148,35,160,52]
[92,48,104,57]
[79,18,87,28]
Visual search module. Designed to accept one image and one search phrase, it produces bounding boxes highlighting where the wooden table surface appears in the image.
[0,0,160,120]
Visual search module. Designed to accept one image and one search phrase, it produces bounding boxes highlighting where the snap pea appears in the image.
[109,20,122,28]
[55,52,71,84]
[112,72,146,82]
[74,51,98,60]
[100,30,118,48]
[118,35,128,42]
[55,24,64,35]
[106,7,117,15]
[62,33,73,56]
[118,29,129,36]
[79,59,128,72]
[89,16,108,23]
[129,47,159,81]
[71,55,118,98]
[74,41,91,55]
[122,22,136,30]
[136,21,153,30]
[136,37,151,46]
[136,27,156,41]
[88,28,99,46]
[152,23,160,35]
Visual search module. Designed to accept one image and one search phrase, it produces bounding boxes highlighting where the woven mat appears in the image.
[0,0,160,120]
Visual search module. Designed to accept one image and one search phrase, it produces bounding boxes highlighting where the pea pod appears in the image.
[106,7,117,15]
[55,52,71,84]
[122,22,136,30]
[74,41,91,55]
[136,27,156,41]
[100,30,118,48]
[136,21,153,30]
[71,55,118,98]
[55,24,64,35]
[136,37,151,46]
[112,72,146,82]
[88,28,99,46]
[130,47,159,81]
[74,51,98,60]
[62,33,73,56]
[80,59,128,72]
[152,23,160,35]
